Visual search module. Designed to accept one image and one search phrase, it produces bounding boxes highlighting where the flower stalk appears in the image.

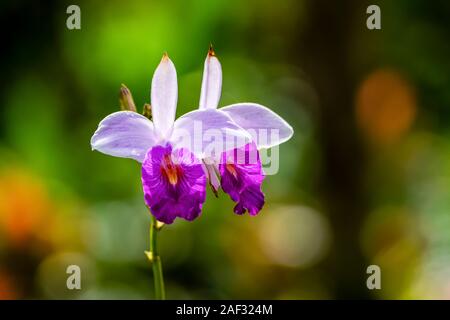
[146,214,165,300]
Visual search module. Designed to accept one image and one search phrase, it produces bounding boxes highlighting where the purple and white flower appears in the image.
[91,54,251,224]
[198,47,294,216]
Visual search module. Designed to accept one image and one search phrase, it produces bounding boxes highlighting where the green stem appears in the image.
[148,215,165,300]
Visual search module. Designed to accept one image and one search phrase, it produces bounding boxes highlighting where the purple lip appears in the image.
[219,142,265,216]
[142,144,207,224]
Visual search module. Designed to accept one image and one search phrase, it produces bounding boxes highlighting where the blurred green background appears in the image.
[0,0,449,299]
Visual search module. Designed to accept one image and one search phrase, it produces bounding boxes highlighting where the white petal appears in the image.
[91,111,157,162]
[199,51,222,110]
[171,109,252,159]
[151,54,178,139]
[221,103,293,149]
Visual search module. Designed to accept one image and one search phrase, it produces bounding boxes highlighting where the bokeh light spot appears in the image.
[258,205,331,268]
[356,69,417,146]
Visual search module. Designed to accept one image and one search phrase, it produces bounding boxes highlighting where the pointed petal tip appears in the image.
[162,52,169,61]
[208,43,216,57]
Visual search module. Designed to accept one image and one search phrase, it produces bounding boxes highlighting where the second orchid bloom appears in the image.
[91,49,293,224]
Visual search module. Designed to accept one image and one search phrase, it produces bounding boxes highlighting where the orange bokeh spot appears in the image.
[0,169,53,247]
[356,69,417,146]
[0,270,18,300]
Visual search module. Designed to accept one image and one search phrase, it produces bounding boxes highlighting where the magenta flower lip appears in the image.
[142,144,206,224]
[219,142,265,216]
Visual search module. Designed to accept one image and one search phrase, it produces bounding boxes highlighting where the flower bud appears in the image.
[119,84,137,112]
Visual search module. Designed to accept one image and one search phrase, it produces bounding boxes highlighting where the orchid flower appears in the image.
[91,53,252,224]
[198,47,294,215]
